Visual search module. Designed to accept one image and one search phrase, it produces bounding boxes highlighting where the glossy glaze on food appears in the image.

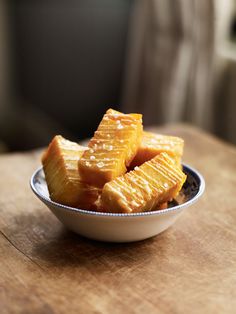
[101,152,186,213]
[130,131,184,168]
[42,135,100,210]
[78,109,143,188]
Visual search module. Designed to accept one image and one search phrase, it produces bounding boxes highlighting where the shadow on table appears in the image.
[32,227,170,272]
[4,208,172,272]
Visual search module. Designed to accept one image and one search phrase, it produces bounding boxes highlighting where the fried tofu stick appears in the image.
[78,108,143,188]
[42,135,100,210]
[101,152,186,213]
[130,131,184,168]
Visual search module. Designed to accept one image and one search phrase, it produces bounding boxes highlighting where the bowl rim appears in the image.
[30,164,205,217]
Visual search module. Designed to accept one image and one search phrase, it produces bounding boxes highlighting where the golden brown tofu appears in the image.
[101,152,186,213]
[130,131,184,168]
[78,108,143,188]
[155,202,168,210]
[42,135,100,210]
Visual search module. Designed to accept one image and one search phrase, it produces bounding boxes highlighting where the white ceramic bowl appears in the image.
[30,165,205,242]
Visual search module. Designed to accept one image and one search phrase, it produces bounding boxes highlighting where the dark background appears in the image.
[6,0,133,150]
[1,1,236,152]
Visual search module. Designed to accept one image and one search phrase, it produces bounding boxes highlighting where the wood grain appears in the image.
[1,124,236,314]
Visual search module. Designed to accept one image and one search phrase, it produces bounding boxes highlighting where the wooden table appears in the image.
[1,124,236,314]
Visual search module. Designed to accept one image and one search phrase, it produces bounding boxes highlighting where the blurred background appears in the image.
[0,0,236,152]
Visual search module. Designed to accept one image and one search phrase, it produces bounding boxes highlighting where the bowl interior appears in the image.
[31,164,205,216]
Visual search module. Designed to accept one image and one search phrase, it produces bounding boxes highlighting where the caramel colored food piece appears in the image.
[130,131,184,168]
[78,109,143,188]
[101,152,186,213]
[155,202,168,210]
[42,135,100,210]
